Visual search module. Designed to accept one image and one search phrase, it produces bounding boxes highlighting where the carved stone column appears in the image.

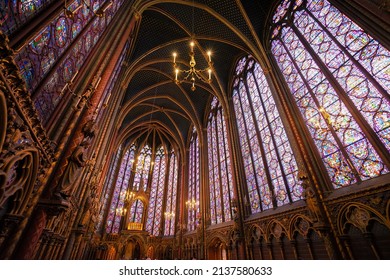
[12,209,47,259]
[339,235,354,260]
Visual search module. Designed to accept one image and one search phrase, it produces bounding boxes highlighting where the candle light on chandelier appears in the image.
[172,40,213,91]
[116,207,127,216]
[164,211,175,220]
[185,198,199,210]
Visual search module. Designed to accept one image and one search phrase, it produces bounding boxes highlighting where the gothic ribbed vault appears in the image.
[118,0,275,148]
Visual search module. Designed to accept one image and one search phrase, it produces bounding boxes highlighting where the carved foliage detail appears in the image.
[0,150,38,214]
[0,30,54,163]
[271,223,283,239]
[348,208,371,231]
[338,203,390,235]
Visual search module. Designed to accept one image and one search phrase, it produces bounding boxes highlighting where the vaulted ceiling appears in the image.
[117,0,277,152]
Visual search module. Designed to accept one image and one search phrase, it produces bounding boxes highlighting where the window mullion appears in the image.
[243,76,278,208]
[278,37,361,181]
[291,24,390,168]
[235,81,263,212]
[220,108,234,219]
[208,118,218,224]
[305,7,390,100]
[214,109,226,222]
[251,67,293,203]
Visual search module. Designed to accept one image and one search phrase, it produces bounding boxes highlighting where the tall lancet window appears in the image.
[105,144,136,233]
[164,150,178,236]
[128,199,144,224]
[12,0,126,124]
[97,144,122,232]
[232,56,302,214]
[146,146,166,236]
[188,128,200,231]
[271,0,390,188]
[133,145,152,191]
[207,97,234,224]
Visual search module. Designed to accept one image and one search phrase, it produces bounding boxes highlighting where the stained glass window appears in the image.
[188,128,200,231]
[72,20,82,39]
[271,0,390,188]
[164,150,178,236]
[128,199,144,224]
[96,41,129,124]
[207,97,234,224]
[55,17,68,47]
[129,144,153,231]
[132,145,152,192]
[233,55,302,214]
[146,146,166,236]
[97,145,122,232]
[13,0,125,125]
[0,0,52,35]
[106,144,136,233]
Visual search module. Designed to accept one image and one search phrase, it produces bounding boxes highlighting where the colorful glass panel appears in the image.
[270,0,389,188]
[208,97,234,224]
[146,146,166,236]
[97,145,122,232]
[55,17,68,47]
[41,49,55,75]
[63,59,74,81]
[30,26,51,54]
[188,128,200,232]
[233,55,302,214]
[18,59,34,85]
[106,144,136,233]
[72,20,82,39]
[15,0,126,125]
[1,0,53,35]
[164,151,178,236]
[129,200,144,224]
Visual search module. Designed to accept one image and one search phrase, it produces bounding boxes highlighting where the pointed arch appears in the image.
[232,55,302,214]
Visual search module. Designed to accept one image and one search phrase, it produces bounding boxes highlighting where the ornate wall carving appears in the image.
[0,29,54,259]
[0,89,6,154]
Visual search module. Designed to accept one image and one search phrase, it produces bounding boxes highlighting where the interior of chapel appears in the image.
[0,0,389,260]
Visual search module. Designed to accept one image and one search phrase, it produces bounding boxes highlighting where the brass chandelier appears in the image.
[172,0,213,91]
[172,40,213,91]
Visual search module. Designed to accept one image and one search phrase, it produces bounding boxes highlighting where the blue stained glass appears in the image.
[19,59,34,85]
[21,0,41,16]
[55,17,68,47]
[72,21,82,39]
[63,59,74,81]
[30,27,51,54]
[41,50,55,75]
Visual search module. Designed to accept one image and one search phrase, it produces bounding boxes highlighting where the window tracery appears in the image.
[146,146,166,236]
[208,97,234,224]
[233,55,302,213]
[188,128,200,231]
[271,0,390,188]
[164,150,178,236]
[11,0,125,125]
[105,144,136,233]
